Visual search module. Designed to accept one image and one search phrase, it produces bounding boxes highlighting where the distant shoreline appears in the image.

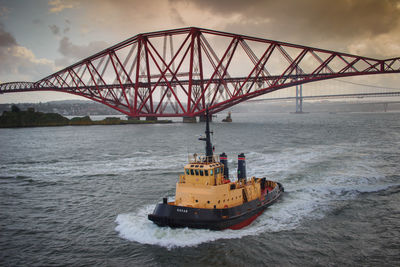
[0,106,173,128]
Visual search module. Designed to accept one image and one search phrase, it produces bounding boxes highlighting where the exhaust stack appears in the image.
[237,153,246,180]
[220,152,229,179]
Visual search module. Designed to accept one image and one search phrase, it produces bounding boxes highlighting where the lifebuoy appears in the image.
[224,204,228,209]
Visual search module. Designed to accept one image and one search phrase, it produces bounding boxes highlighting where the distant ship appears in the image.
[148,109,284,230]
[222,111,232,122]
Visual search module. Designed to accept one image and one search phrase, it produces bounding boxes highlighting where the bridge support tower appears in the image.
[295,83,304,113]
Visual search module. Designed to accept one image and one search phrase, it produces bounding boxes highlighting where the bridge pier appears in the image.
[295,83,304,113]
[127,116,141,121]
[183,116,197,123]
[145,116,158,121]
[199,114,212,122]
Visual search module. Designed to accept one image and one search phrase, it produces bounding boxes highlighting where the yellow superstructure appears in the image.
[173,154,263,209]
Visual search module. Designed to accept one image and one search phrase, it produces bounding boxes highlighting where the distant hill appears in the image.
[0,105,172,128]
[0,100,120,116]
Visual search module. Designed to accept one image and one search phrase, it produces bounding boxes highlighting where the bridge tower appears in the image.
[295,67,304,113]
[295,83,303,113]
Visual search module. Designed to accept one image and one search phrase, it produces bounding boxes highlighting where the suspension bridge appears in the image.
[251,79,400,113]
[0,27,399,120]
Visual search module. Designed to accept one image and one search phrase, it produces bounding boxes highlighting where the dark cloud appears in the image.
[49,20,70,36]
[171,0,400,56]
[49,24,60,35]
[0,23,53,81]
[173,0,400,37]
[0,22,17,47]
[58,37,108,59]
[56,37,108,67]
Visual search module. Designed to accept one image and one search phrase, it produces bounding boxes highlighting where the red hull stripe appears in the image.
[227,210,264,230]
[238,157,245,160]
[220,157,227,160]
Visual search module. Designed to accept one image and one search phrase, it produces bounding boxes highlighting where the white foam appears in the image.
[115,205,238,249]
[115,188,328,249]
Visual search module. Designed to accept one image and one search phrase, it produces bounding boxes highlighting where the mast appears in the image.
[199,108,213,162]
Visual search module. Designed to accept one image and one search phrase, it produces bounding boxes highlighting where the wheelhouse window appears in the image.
[195,169,199,175]
[190,169,194,175]
[200,170,204,176]
[205,170,209,176]
[186,169,190,175]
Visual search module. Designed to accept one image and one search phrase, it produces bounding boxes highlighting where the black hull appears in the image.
[148,183,284,230]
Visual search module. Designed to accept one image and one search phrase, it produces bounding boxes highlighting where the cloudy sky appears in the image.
[0,0,399,103]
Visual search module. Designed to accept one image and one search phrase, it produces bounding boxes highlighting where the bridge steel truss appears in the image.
[1,27,399,117]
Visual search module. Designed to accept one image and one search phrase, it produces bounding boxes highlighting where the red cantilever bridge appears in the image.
[1,27,399,119]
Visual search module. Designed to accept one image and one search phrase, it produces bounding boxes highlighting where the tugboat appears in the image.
[148,109,284,230]
[222,111,232,122]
